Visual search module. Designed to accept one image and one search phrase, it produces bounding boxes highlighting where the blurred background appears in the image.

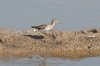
[0,0,100,31]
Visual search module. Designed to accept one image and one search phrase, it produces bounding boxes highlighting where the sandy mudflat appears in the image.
[0,28,100,58]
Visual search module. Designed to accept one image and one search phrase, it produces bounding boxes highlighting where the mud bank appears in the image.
[0,28,100,58]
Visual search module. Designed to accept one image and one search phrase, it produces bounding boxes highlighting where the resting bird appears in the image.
[31,19,60,31]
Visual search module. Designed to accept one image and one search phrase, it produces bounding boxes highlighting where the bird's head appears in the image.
[51,19,61,24]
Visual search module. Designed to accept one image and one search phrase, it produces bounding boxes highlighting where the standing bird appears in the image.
[31,19,60,31]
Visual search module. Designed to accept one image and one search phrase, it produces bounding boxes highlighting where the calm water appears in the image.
[0,0,100,66]
[0,56,100,66]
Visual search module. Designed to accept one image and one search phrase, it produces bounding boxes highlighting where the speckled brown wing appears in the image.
[37,24,47,30]
[31,24,47,30]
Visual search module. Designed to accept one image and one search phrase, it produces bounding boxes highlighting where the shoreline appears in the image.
[0,28,100,58]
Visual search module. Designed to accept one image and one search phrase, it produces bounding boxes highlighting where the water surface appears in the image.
[0,56,100,66]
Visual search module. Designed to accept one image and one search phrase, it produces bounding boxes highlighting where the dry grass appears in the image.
[0,49,33,58]
[0,48,100,59]
[32,48,100,59]
[0,28,100,59]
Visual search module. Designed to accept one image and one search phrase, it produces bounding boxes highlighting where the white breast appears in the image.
[45,25,54,30]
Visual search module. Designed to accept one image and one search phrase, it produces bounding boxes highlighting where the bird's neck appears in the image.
[51,22,56,26]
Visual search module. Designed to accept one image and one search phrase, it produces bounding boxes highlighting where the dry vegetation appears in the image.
[0,28,100,58]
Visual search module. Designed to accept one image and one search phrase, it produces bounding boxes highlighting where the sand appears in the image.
[0,28,100,59]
